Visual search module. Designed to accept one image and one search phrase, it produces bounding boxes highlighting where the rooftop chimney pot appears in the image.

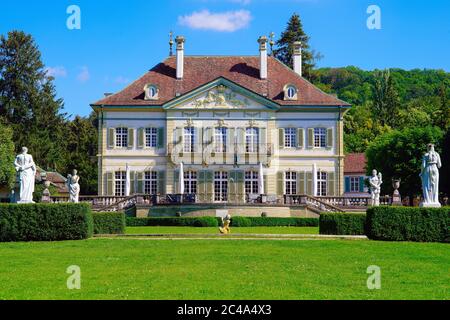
[293,41,302,77]
[175,36,185,79]
[258,36,268,79]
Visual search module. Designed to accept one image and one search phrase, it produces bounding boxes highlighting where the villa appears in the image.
[90,36,352,215]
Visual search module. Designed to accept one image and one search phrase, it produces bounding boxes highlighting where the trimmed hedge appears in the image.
[231,216,319,227]
[319,213,367,235]
[0,203,93,242]
[126,216,318,228]
[366,206,449,242]
[126,216,219,227]
[93,212,126,234]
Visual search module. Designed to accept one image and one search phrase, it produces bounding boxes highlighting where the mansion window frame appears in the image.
[183,127,195,153]
[214,171,228,202]
[184,170,197,194]
[115,127,128,148]
[144,171,158,195]
[285,171,297,195]
[245,170,259,195]
[245,127,259,153]
[314,127,327,148]
[214,127,227,153]
[145,127,158,148]
[284,128,297,148]
[317,171,328,196]
[115,171,126,196]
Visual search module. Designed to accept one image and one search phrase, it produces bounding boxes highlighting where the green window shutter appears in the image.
[278,128,285,149]
[228,171,236,201]
[106,171,114,195]
[307,128,314,148]
[108,128,115,148]
[157,128,164,149]
[130,171,136,194]
[359,176,365,192]
[137,128,144,148]
[297,128,304,148]
[127,128,134,148]
[345,177,350,193]
[226,127,233,145]
[263,174,268,194]
[236,170,245,200]
[158,171,166,194]
[327,128,333,148]
[198,170,206,202]
[328,172,335,196]
[205,171,213,199]
[306,172,313,195]
[137,172,144,193]
[297,171,305,194]
[277,171,284,195]
[259,127,266,145]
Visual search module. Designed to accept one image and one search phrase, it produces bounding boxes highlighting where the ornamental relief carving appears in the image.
[190,85,250,109]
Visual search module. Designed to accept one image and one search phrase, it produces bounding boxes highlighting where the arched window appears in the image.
[144,84,159,100]
[283,84,298,100]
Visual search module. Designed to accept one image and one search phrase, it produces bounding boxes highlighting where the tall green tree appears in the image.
[0,121,15,188]
[434,84,450,130]
[64,113,98,195]
[372,69,401,127]
[274,13,322,79]
[0,30,67,171]
[366,126,444,200]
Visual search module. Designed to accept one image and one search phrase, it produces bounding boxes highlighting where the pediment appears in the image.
[163,77,279,110]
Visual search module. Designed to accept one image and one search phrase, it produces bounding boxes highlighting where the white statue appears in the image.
[14,147,36,203]
[67,169,80,203]
[369,169,382,206]
[420,144,441,207]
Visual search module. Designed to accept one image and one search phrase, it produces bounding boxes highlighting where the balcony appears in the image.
[167,143,273,165]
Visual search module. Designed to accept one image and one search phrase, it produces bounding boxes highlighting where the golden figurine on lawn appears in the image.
[219,214,232,234]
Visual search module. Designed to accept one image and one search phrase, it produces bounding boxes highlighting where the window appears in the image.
[144,171,158,195]
[284,128,297,148]
[245,127,259,153]
[214,127,227,153]
[145,128,157,148]
[317,171,327,196]
[214,171,228,202]
[350,176,360,193]
[144,84,158,100]
[183,127,195,152]
[245,171,259,195]
[284,84,297,100]
[287,86,296,98]
[115,127,128,148]
[314,128,327,148]
[184,171,197,194]
[115,171,126,196]
[285,171,297,195]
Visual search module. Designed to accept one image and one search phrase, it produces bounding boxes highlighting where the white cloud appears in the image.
[45,66,67,78]
[77,66,90,83]
[178,10,252,32]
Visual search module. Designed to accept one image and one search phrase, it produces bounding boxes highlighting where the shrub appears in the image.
[126,216,219,227]
[319,213,366,235]
[366,206,449,242]
[0,203,93,242]
[93,212,125,234]
[126,216,319,228]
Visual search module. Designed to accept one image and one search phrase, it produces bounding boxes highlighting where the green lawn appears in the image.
[125,226,319,235]
[0,238,448,299]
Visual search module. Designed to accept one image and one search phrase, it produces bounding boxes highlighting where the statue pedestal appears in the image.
[419,202,441,208]
[392,190,402,206]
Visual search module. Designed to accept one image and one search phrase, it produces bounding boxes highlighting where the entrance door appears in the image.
[214,171,228,202]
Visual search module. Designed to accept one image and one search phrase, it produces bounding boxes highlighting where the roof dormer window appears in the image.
[284,84,298,100]
[144,84,159,100]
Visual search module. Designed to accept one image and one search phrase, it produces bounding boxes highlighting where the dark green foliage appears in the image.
[0,203,93,241]
[0,122,15,188]
[319,213,366,235]
[126,216,219,227]
[93,212,125,234]
[366,206,449,242]
[366,126,444,197]
[231,217,319,227]
[274,13,322,79]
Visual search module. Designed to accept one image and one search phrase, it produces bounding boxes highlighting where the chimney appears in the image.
[175,36,185,79]
[258,36,268,79]
[293,41,302,76]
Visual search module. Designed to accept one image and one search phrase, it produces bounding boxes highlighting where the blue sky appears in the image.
[1,0,449,117]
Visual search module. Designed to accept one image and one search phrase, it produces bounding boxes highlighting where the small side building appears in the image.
[344,153,369,197]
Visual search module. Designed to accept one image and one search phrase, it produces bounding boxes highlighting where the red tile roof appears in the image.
[92,56,350,107]
[344,153,367,174]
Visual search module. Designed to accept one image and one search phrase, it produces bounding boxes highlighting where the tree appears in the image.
[372,69,401,127]
[0,121,15,188]
[434,84,450,130]
[440,128,450,198]
[274,13,322,79]
[64,113,98,194]
[0,30,67,171]
[365,126,444,200]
